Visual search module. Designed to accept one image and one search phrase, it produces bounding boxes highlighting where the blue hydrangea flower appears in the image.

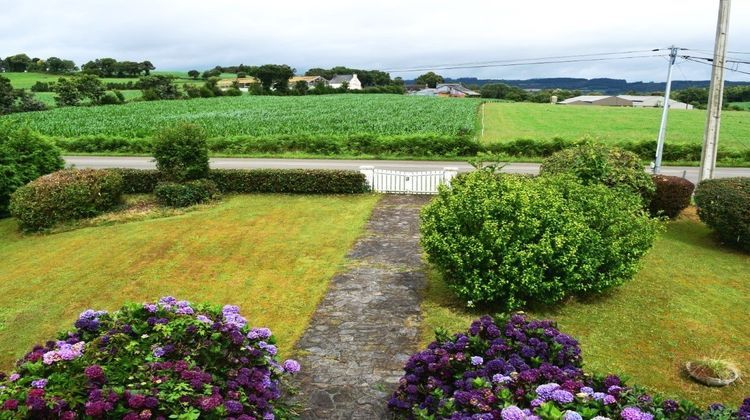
[551,389,574,404]
[535,382,560,400]
[470,356,483,366]
[562,411,583,420]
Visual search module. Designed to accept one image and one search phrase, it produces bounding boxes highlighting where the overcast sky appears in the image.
[2,0,749,82]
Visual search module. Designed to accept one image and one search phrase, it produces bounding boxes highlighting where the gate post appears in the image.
[359,166,375,191]
[443,167,458,186]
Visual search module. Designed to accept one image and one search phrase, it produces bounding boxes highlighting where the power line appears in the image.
[381,49,665,72]
[383,53,667,73]
[681,56,750,77]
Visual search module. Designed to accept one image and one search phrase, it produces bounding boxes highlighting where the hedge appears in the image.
[649,175,695,218]
[50,134,750,163]
[208,169,369,194]
[694,177,750,252]
[9,169,123,231]
[112,168,369,194]
[154,179,220,207]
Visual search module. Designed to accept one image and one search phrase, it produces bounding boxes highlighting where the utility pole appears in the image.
[699,0,732,181]
[653,46,679,174]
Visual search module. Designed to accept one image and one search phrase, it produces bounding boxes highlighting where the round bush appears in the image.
[0,297,299,418]
[153,123,210,182]
[649,175,695,219]
[421,171,660,309]
[0,125,64,216]
[694,177,750,252]
[154,179,220,208]
[389,314,748,419]
[9,169,123,231]
[540,142,655,203]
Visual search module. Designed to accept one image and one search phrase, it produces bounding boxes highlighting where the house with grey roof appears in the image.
[328,74,362,90]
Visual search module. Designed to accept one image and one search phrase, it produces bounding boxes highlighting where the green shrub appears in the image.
[0,125,64,216]
[649,175,695,218]
[111,168,164,193]
[153,123,210,181]
[421,171,660,309]
[540,142,655,203]
[154,179,220,207]
[694,177,750,252]
[209,169,369,194]
[9,169,123,231]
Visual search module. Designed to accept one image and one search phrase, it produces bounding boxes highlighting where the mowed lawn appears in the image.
[0,194,379,369]
[482,102,750,150]
[421,214,750,407]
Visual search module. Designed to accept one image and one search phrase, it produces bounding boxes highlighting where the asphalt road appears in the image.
[64,156,750,185]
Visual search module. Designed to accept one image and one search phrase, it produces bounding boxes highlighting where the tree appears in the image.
[5,54,32,72]
[415,72,444,88]
[138,75,181,100]
[74,74,106,104]
[187,70,200,79]
[53,78,82,107]
[480,83,528,101]
[254,64,294,92]
[293,80,309,95]
[140,61,155,76]
[0,76,15,114]
[45,57,77,74]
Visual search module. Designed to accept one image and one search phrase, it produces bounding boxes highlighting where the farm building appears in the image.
[289,75,329,88]
[216,77,259,91]
[559,95,693,109]
[328,74,363,90]
[410,83,480,98]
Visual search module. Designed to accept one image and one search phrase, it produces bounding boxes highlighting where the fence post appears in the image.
[360,166,375,191]
[443,167,458,186]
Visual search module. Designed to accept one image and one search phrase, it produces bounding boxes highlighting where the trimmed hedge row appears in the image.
[113,168,369,194]
[54,135,750,162]
[154,179,220,207]
[54,134,481,157]
[695,177,750,252]
[9,169,123,231]
[649,175,695,218]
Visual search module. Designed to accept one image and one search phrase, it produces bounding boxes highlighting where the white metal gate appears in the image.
[359,166,458,194]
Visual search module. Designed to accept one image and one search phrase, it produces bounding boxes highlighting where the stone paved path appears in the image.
[294,194,431,419]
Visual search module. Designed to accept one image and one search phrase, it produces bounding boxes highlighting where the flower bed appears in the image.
[0,297,299,418]
[389,314,750,419]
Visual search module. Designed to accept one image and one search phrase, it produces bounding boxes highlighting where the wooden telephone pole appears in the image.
[699,0,732,181]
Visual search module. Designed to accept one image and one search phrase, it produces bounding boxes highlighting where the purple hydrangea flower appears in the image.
[31,378,48,388]
[247,327,272,340]
[580,386,594,395]
[152,347,165,358]
[196,315,212,324]
[159,296,177,307]
[501,406,525,420]
[470,356,483,366]
[283,359,301,373]
[551,389,574,404]
[492,374,512,384]
[143,304,158,313]
[602,394,616,405]
[562,411,583,420]
[621,407,653,420]
[535,383,560,400]
[8,373,20,382]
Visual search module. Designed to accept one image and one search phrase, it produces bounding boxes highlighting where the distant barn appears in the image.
[559,95,693,109]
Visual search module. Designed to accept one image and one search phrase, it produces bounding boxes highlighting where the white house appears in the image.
[328,74,362,90]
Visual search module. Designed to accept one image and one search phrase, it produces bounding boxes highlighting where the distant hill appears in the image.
[412,77,750,95]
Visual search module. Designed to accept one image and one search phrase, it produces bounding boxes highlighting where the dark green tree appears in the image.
[415,72,444,88]
[53,78,82,107]
[153,123,210,182]
[5,54,32,72]
[187,70,200,79]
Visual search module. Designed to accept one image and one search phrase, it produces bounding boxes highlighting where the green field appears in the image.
[2,94,480,139]
[422,213,750,406]
[0,194,379,368]
[481,102,750,150]
[2,71,197,90]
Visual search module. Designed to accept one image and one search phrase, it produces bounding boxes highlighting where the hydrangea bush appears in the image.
[389,314,750,420]
[0,297,300,419]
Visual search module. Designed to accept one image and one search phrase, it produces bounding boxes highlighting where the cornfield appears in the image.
[3,94,480,139]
